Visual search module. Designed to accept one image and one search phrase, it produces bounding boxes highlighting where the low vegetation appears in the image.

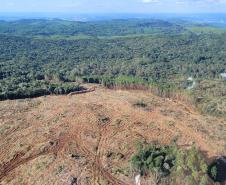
[131,143,213,185]
[191,80,226,118]
[131,143,176,176]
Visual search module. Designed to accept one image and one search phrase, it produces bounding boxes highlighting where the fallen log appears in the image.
[68,87,95,96]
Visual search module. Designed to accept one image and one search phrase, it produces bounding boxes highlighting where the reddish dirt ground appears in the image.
[0,85,225,185]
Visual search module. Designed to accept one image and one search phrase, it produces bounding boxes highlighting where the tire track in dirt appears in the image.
[61,106,129,185]
[93,115,111,184]
[0,102,69,168]
[1,86,224,184]
[72,132,130,185]
[59,107,128,185]
[0,137,64,182]
[0,127,19,142]
[92,106,139,185]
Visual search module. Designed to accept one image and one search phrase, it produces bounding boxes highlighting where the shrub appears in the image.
[210,165,217,181]
[131,144,176,176]
[131,143,211,185]
[175,146,210,185]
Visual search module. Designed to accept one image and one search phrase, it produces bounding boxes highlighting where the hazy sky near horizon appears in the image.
[0,0,226,13]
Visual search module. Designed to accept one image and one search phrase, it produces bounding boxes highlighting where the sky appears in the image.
[0,0,226,13]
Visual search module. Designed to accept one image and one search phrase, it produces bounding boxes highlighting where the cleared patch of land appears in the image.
[0,85,225,184]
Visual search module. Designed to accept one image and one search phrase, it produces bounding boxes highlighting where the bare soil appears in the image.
[0,85,225,185]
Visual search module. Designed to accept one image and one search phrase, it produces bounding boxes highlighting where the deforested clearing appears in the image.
[0,85,225,185]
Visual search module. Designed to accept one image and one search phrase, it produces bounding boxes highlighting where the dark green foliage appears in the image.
[0,19,226,116]
[131,143,212,185]
[0,81,82,100]
[131,144,176,176]
[210,165,218,181]
[1,28,226,84]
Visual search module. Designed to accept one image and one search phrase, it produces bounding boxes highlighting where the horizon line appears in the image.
[1,12,226,14]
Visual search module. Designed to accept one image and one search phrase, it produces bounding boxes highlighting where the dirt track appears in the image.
[0,85,225,184]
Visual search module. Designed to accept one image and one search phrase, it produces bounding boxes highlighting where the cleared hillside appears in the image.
[0,85,225,184]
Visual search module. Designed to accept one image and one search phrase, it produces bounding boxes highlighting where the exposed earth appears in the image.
[0,85,226,185]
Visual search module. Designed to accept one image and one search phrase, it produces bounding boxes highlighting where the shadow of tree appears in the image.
[208,156,226,183]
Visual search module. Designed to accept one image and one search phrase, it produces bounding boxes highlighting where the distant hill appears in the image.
[0,19,185,37]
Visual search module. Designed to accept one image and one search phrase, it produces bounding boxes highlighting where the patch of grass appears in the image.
[112,167,130,176]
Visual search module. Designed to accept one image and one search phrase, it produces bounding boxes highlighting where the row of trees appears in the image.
[0,81,82,100]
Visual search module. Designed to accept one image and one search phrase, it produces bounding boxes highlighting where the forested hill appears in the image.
[1,33,225,80]
[0,19,185,37]
[0,19,226,118]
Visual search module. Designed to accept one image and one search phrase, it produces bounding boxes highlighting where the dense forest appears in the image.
[0,19,226,117]
[0,19,185,37]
